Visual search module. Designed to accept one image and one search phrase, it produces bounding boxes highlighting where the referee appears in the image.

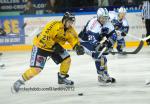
[142,0,150,45]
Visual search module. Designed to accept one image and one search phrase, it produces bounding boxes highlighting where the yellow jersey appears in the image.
[33,20,80,52]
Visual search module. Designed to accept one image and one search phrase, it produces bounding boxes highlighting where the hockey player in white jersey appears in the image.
[79,8,117,84]
[109,7,129,54]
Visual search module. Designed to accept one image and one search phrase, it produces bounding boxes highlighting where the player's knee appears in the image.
[22,67,42,81]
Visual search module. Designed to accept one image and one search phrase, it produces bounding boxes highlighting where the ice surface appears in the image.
[0,47,150,104]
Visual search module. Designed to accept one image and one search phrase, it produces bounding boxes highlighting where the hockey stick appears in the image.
[116,30,150,41]
[97,47,107,58]
[124,40,144,54]
[111,40,144,55]
[110,33,150,55]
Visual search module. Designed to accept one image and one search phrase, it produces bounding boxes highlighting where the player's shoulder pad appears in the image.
[87,17,101,33]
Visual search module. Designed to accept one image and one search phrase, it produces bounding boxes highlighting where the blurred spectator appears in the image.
[97,0,109,6]
[44,0,56,14]
[109,0,115,6]
[127,0,134,5]
[113,0,122,6]
[54,0,66,12]
[54,0,96,12]
[22,0,36,15]
[81,0,95,7]
[133,0,146,5]
[113,0,127,6]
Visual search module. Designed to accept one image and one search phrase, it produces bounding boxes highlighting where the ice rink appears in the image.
[0,47,150,104]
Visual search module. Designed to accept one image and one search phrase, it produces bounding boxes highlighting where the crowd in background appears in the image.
[22,0,147,14]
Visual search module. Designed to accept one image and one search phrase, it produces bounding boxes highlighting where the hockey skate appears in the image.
[11,80,24,93]
[58,72,74,86]
[98,70,116,85]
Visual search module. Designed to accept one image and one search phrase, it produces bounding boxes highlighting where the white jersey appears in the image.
[109,11,129,27]
[109,11,129,40]
[79,17,117,56]
[86,17,114,35]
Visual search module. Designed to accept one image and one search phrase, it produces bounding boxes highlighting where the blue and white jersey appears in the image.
[109,11,129,27]
[80,17,115,46]
[109,11,129,36]
[79,17,117,57]
[85,17,102,46]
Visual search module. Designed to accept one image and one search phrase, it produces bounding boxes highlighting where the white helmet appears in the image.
[118,7,127,13]
[97,8,109,18]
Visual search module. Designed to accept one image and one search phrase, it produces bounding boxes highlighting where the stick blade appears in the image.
[111,40,144,55]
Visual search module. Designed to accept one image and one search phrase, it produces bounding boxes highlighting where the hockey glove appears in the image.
[74,44,85,55]
[52,43,65,53]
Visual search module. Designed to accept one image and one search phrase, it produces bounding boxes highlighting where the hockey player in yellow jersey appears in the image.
[12,12,84,92]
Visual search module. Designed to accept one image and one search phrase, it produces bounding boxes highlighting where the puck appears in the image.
[78,93,83,96]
